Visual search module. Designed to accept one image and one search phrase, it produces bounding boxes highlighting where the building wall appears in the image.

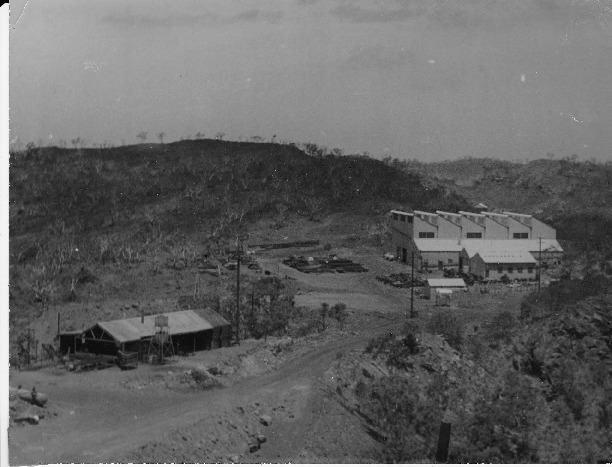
[484,218,509,239]
[437,217,462,238]
[424,285,466,300]
[421,251,461,272]
[460,217,485,238]
[414,216,438,238]
[507,217,532,239]
[531,218,556,239]
[390,213,414,237]
[391,228,414,263]
[470,255,536,281]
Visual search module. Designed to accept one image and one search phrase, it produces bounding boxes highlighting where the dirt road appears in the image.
[10,247,411,464]
[9,317,399,464]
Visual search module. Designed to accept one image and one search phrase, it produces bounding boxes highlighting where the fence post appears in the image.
[435,411,453,463]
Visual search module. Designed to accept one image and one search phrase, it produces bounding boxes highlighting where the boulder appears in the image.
[257,434,267,444]
[259,414,272,426]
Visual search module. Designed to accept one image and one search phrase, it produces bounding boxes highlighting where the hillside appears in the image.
[393,157,612,221]
[8,139,469,342]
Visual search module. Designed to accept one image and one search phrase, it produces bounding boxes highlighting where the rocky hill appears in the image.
[326,282,612,463]
[8,139,470,342]
[393,157,612,221]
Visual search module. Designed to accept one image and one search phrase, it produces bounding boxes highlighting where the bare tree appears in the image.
[215,132,225,141]
[158,132,165,144]
[137,132,147,143]
[195,132,204,139]
[71,137,81,149]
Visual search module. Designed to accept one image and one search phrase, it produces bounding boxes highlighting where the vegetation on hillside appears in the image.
[330,273,612,463]
[385,155,612,219]
[8,139,470,341]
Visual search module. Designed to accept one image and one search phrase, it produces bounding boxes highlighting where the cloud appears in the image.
[330,3,426,23]
[103,9,283,28]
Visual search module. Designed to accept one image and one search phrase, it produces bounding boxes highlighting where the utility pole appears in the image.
[410,251,416,318]
[235,240,242,345]
[538,237,542,292]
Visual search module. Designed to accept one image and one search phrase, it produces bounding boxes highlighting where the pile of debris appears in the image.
[283,255,368,274]
[249,240,320,251]
[375,273,425,288]
[9,386,52,426]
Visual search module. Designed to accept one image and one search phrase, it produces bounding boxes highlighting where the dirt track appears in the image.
[9,320,399,464]
[9,248,409,465]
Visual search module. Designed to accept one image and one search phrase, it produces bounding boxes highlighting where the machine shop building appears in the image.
[59,309,230,358]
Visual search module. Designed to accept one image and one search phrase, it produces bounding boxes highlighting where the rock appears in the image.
[259,414,272,426]
[228,454,240,463]
[14,413,39,425]
[249,443,260,453]
[257,434,267,444]
[10,388,48,407]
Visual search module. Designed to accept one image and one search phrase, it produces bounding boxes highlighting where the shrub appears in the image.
[485,310,516,343]
[426,310,463,349]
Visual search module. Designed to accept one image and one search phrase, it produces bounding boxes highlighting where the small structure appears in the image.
[435,289,453,306]
[470,251,537,282]
[147,315,174,364]
[423,278,467,300]
[200,308,231,349]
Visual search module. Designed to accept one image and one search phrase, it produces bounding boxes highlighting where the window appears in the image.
[392,213,398,221]
[497,265,503,274]
[513,232,528,239]
[528,266,533,274]
[407,216,413,223]
[508,266,514,273]
[517,265,523,273]
[448,259,453,264]
[485,268,489,278]
[467,232,482,239]
[419,232,434,238]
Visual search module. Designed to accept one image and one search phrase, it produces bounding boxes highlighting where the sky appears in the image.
[8,0,612,162]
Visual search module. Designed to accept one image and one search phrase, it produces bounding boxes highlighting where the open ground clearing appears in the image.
[9,217,539,464]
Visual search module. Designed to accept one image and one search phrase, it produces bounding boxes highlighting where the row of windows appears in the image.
[418,232,435,238]
[513,232,529,239]
[485,265,534,277]
[466,232,482,238]
[392,213,413,223]
[495,265,534,274]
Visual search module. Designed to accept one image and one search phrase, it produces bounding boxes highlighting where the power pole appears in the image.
[410,251,416,318]
[538,237,542,292]
[235,241,241,345]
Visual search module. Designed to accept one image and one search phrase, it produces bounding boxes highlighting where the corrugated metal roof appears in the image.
[476,250,536,264]
[460,239,563,258]
[94,310,213,343]
[414,239,464,252]
[390,210,413,216]
[199,308,231,328]
[427,278,466,287]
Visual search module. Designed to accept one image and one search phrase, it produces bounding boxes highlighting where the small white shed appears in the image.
[424,278,467,300]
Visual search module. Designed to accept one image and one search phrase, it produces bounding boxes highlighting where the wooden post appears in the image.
[435,420,452,463]
[236,242,241,345]
[538,237,542,292]
[57,312,60,338]
[410,251,416,318]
